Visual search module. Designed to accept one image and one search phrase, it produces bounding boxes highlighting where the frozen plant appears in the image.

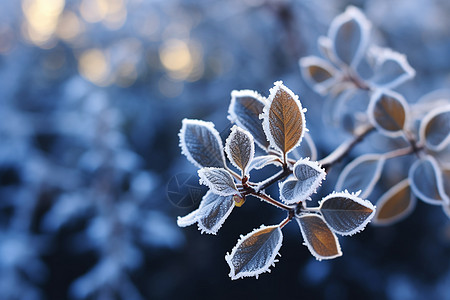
[299,6,450,224]
[177,81,376,279]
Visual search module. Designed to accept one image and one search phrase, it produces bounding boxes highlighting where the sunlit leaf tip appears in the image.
[179,118,226,168]
[373,179,416,226]
[261,81,306,155]
[198,167,238,196]
[319,190,375,236]
[296,214,342,260]
[225,225,283,280]
[225,125,255,175]
[328,5,371,67]
[228,89,269,150]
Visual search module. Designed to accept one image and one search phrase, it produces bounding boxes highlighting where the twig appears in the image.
[319,124,375,172]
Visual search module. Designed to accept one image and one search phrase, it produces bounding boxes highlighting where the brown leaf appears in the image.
[369,91,408,136]
[262,81,306,155]
[374,179,416,226]
[297,214,342,260]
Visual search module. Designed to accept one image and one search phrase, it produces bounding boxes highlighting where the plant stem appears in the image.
[226,166,241,181]
[383,145,421,160]
[256,164,292,192]
[319,124,375,172]
[250,191,293,211]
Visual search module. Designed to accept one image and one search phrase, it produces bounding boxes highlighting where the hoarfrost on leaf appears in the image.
[225,225,283,280]
[296,214,342,261]
[319,191,375,235]
[248,155,281,172]
[408,156,448,205]
[368,46,416,89]
[373,179,416,226]
[261,81,306,155]
[419,105,450,152]
[288,132,318,162]
[179,119,226,168]
[279,159,326,204]
[228,90,269,150]
[299,56,340,95]
[177,191,235,235]
[225,125,255,175]
[368,90,408,136]
[198,167,238,196]
[328,6,371,67]
[335,154,385,198]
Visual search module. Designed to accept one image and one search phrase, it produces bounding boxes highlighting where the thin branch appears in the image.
[383,145,421,160]
[250,191,293,211]
[255,164,292,192]
[319,124,375,172]
[226,166,242,181]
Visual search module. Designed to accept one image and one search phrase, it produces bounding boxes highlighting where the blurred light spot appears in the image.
[21,0,65,47]
[0,25,15,54]
[56,11,84,42]
[79,0,108,23]
[103,6,127,30]
[160,39,192,73]
[159,39,204,81]
[158,76,184,98]
[78,49,110,86]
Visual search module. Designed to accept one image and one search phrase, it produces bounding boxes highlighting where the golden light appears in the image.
[56,11,84,42]
[79,0,109,23]
[78,49,110,86]
[21,0,65,47]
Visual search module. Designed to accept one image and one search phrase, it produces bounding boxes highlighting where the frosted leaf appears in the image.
[319,191,375,236]
[318,36,337,64]
[198,167,238,196]
[419,105,450,152]
[443,201,450,219]
[177,191,235,234]
[225,125,255,175]
[368,46,415,89]
[176,209,199,228]
[228,90,270,150]
[299,56,340,95]
[261,81,306,155]
[373,179,416,226]
[336,154,385,198]
[225,225,283,280]
[289,132,318,161]
[179,119,226,168]
[408,156,447,205]
[441,169,450,203]
[368,90,408,136]
[328,6,371,67]
[296,214,342,260]
[279,159,326,204]
[248,155,281,172]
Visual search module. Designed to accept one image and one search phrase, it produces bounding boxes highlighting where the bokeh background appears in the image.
[0,0,449,299]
